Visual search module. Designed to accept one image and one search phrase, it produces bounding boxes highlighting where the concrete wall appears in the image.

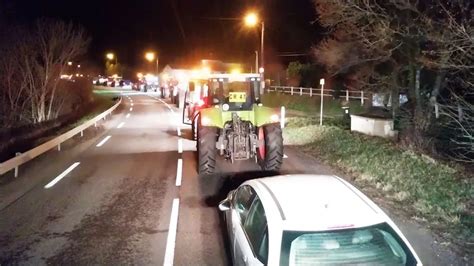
[350,115,398,139]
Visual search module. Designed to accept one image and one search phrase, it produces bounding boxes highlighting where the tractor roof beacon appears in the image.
[183,73,284,175]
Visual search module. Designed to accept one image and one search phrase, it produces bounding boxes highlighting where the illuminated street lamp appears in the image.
[106,52,119,76]
[244,11,265,92]
[106,53,114,61]
[244,12,258,27]
[145,51,159,75]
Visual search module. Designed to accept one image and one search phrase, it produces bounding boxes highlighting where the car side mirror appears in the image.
[218,198,231,211]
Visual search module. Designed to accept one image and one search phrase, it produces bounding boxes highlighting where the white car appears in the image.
[218,174,422,266]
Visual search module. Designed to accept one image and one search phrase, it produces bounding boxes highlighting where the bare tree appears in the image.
[312,0,473,160]
[29,19,90,122]
[0,19,90,126]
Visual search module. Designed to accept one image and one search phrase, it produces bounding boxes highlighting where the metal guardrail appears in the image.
[0,97,122,177]
[268,86,368,105]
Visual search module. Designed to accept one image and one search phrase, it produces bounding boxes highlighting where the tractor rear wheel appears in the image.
[198,125,217,175]
[258,123,283,171]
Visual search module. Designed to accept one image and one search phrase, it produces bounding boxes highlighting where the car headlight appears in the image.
[222,104,229,111]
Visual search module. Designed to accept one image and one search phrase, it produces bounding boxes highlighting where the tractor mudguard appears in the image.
[199,104,280,128]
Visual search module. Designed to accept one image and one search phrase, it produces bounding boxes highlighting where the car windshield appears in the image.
[280,223,416,266]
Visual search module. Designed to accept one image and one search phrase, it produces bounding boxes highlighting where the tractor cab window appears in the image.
[224,81,252,108]
[207,78,260,109]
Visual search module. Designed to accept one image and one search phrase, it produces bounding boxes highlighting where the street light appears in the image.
[106,53,114,61]
[145,51,159,75]
[244,11,265,93]
[244,12,258,27]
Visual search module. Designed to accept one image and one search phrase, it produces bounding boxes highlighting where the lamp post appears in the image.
[244,12,265,93]
[106,52,119,76]
[106,53,118,65]
[145,52,159,75]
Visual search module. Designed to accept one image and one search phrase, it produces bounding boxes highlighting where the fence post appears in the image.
[310,88,312,97]
[291,87,294,95]
[299,87,302,96]
[361,91,364,105]
[320,79,325,126]
[346,90,349,101]
[80,130,84,137]
[14,152,21,178]
[57,143,61,151]
[280,106,286,129]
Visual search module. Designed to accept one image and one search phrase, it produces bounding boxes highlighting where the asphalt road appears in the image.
[0,90,463,265]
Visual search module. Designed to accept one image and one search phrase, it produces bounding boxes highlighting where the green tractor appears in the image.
[183,73,284,175]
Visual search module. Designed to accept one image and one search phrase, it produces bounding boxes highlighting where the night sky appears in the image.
[1,0,321,72]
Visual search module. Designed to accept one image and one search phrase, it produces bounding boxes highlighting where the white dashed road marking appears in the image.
[117,122,125,128]
[163,198,180,266]
[96,135,111,147]
[130,107,133,111]
[283,154,288,159]
[44,162,80,189]
[175,158,183,187]
[178,139,183,154]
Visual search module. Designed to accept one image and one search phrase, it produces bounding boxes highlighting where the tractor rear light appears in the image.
[201,116,211,126]
[196,99,205,107]
[270,114,280,123]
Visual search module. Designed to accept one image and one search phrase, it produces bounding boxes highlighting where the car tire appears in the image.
[198,125,217,175]
[258,123,283,171]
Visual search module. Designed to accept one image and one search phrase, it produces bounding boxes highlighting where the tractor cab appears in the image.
[206,74,261,111]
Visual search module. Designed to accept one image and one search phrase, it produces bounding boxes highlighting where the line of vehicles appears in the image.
[179,72,422,265]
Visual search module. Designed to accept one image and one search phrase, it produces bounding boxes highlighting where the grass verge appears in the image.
[284,117,473,251]
[68,92,118,128]
[262,92,365,116]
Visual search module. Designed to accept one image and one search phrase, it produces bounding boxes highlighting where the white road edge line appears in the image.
[44,162,80,189]
[96,135,112,147]
[178,139,183,154]
[283,154,288,159]
[117,122,125,128]
[175,158,183,187]
[163,198,180,266]
[126,113,131,118]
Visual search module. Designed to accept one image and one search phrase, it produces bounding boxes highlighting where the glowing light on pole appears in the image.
[244,12,258,27]
[244,11,265,93]
[106,53,115,61]
[145,52,159,76]
[145,52,155,62]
